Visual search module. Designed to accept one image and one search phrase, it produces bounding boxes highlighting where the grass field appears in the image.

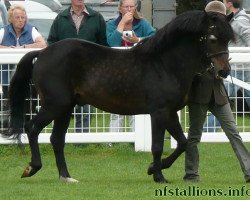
[0,142,250,200]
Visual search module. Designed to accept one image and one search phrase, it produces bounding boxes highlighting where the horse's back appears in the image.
[31,39,148,113]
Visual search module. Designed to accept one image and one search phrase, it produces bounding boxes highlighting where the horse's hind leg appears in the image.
[50,111,78,183]
[22,109,54,178]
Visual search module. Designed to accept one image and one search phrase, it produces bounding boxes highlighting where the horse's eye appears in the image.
[209,35,217,41]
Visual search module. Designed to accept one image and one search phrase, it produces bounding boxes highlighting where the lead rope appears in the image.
[225,70,235,105]
[222,57,234,103]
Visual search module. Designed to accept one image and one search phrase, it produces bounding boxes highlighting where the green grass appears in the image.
[0,142,250,200]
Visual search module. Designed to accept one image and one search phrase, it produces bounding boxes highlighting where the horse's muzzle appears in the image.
[217,69,230,79]
[210,53,231,79]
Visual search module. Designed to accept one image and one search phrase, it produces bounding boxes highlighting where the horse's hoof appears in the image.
[21,164,42,178]
[153,175,168,184]
[59,176,79,183]
[21,166,33,178]
[147,162,154,175]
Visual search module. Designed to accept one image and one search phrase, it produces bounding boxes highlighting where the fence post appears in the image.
[134,114,151,152]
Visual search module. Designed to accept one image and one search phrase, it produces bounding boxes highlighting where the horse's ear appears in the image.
[203,10,208,17]
[226,12,234,22]
[203,10,210,24]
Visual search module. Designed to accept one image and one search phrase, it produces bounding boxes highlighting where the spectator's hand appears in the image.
[122,31,141,44]
[121,12,133,24]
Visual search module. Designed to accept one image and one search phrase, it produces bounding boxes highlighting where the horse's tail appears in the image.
[2,50,41,140]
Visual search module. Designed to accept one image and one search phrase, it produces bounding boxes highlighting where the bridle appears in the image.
[196,25,231,76]
[200,25,229,58]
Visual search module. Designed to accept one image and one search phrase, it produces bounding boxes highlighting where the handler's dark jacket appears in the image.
[47,6,107,46]
[188,69,229,105]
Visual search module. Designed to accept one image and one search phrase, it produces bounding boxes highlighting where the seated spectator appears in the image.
[0,4,47,127]
[0,4,47,49]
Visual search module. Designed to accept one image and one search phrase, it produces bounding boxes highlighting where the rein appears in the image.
[195,64,214,77]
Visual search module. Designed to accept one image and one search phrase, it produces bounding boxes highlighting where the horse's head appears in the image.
[204,12,234,79]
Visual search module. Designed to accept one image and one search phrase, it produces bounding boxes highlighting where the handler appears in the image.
[183,0,250,183]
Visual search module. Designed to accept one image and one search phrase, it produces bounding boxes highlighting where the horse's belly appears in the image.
[77,92,147,115]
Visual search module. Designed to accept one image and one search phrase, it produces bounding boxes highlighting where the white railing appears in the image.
[0,48,152,152]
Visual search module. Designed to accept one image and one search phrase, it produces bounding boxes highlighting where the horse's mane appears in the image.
[134,10,234,54]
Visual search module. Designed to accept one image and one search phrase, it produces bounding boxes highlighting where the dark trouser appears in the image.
[75,105,92,133]
[185,103,250,181]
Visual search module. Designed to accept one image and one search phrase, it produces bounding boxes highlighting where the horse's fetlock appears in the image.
[30,162,42,171]
[34,165,42,172]
[147,162,154,175]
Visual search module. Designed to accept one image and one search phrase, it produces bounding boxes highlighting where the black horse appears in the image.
[2,10,234,183]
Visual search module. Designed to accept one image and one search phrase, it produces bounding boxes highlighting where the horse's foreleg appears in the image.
[50,112,78,183]
[148,112,167,183]
[147,112,187,179]
[22,109,53,178]
[162,112,187,169]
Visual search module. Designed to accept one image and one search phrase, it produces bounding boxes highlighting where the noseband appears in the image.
[207,50,229,58]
